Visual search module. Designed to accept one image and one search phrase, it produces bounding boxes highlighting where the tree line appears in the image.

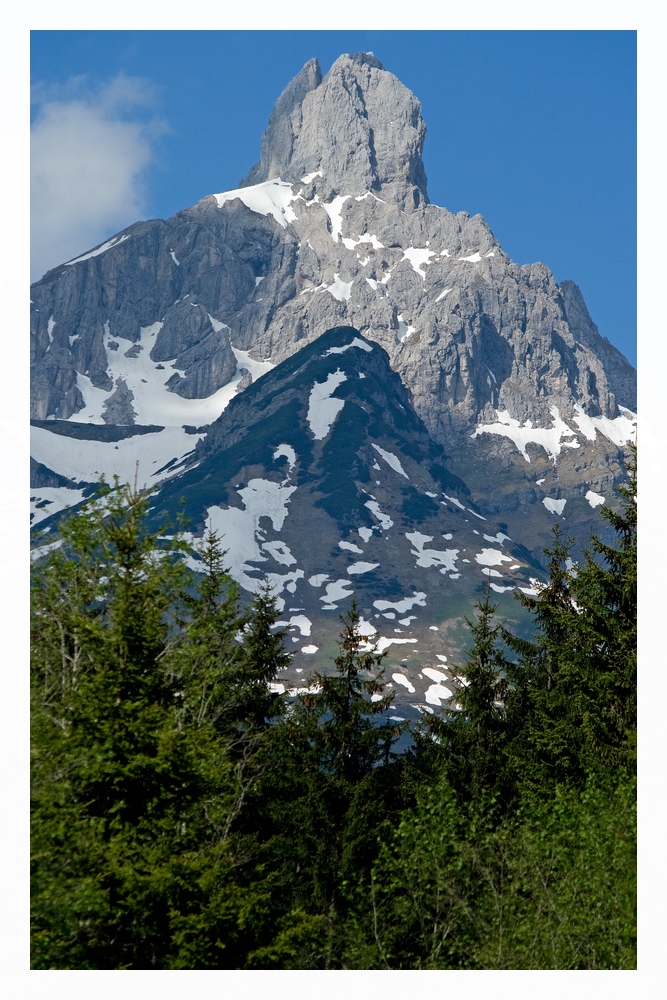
[30,450,636,969]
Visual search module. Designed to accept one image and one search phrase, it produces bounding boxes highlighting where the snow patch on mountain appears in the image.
[322,195,351,242]
[339,540,363,554]
[543,497,567,516]
[371,444,409,479]
[262,540,297,566]
[572,404,637,447]
[401,247,435,276]
[273,443,297,471]
[202,478,297,594]
[213,178,299,228]
[471,405,580,463]
[276,615,312,637]
[474,548,514,568]
[65,234,130,265]
[373,593,426,613]
[483,531,512,545]
[405,532,459,574]
[396,315,416,343]
[31,487,87,525]
[320,579,354,605]
[326,274,353,301]
[425,682,453,705]
[392,672,416,693]
[365,500,393,529]
[307,369,347,439]
[347,561,380,575]
[30,424,202,488]
[585,490,605,509]
[68,322,273,428]
[375,637,418,654]
[323,337,372,356]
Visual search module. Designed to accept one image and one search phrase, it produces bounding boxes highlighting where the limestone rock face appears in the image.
[241,53,428,212]
[30,52,636,562]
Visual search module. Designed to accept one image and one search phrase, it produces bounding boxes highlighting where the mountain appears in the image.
[145,324,549,713]
[30,52,636,710]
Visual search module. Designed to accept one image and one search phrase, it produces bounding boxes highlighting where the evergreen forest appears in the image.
[30,451,637,970]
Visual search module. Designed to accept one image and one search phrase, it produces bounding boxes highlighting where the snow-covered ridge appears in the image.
[65,234,130,265]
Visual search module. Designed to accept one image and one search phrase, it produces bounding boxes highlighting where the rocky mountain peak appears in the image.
[241,53,428,211]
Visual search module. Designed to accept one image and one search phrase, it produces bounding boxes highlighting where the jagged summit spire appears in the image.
[240,53,428,211]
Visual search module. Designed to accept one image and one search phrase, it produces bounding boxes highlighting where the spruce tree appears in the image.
[423,584,511,805]
[237,579,291,733]
[300,597,394,783]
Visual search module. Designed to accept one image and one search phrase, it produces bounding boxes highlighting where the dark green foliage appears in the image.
[31,481,288,969]
[31,448,637,970]
[315,405,375,526]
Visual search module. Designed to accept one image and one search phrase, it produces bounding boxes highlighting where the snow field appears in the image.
[69,320,274,428]
[474,548,513,568]
[276,615,313,637]
[199,478,297,596]
[472,403,636,464]
[364,500,393,530]
[401,247,435,276]
[572,404,637,447]
[326,274,353,301]
[31,424,202,490]
[347,562,380,575]
[472,405,580,463]
[213,178,299,228]
[273,444,297,472]
[323,338,372,356]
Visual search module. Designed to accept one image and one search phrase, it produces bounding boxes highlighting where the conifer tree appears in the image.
[564,445,637,771]
[423,584,511,804]
[301,597,394,783]
[169,528,247,733]
[238,579,291,733]
[501,523,581,788]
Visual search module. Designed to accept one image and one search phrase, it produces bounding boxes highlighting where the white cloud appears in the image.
[31,74,166,282]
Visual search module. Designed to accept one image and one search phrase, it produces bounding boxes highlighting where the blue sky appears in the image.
[30,30,636,366]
